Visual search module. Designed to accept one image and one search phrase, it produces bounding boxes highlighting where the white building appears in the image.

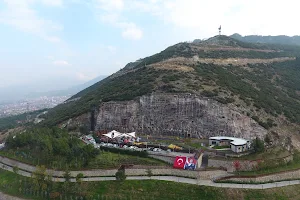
[209,136,250,153]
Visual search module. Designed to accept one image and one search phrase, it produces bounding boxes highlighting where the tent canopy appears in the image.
[103,130,122,139]
[103,130,136,139]
[127,132,136,138]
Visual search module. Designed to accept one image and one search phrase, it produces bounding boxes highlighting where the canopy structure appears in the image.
[119,133,130,138]
[103,131,136,139]
[103,130,122,139]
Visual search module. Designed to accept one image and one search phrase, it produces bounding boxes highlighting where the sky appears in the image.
[0,0,300,91]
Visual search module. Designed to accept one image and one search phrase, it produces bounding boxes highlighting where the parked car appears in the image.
[148,147,154,151]
[153,148,162,152]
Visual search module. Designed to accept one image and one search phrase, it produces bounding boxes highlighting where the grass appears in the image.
[0,149,167,170]
[2,168,300,200]
[88,151,167,169]
[236,161,300,176]
[212,145,230,150]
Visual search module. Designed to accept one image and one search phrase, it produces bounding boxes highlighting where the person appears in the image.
[184,157,196,170]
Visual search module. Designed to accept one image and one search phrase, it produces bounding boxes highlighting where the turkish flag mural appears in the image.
[173,156,197,170]
[173,156,187,169]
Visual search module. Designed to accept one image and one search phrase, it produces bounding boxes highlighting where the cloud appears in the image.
[0,0,63,42]
[41,0,63,7]
[96,0,124,11]
[53,60,71,66]
[95,0,143,40]
[120,23,143,40]
[135,0,300,37]
[107,45,117,53]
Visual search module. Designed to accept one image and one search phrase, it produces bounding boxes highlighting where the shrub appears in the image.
[252,137,265,153]
[146,169,153,177]
[116,169,126,181]
[100,146,148,158]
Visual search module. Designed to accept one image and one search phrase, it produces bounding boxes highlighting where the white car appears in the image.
[153,148,162,152]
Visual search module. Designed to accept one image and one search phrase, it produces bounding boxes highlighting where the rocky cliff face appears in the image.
[96,93,267,139]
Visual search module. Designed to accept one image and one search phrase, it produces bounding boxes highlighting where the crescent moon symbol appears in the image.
[177,158,184,165]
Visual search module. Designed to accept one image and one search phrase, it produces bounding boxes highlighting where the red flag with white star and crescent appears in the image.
[173,156,187,169]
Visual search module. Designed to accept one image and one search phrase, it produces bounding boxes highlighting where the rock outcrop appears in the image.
[96,93,267,139]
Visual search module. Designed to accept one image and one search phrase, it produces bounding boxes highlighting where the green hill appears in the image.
[231,33,300,46]
[42,35,300,138]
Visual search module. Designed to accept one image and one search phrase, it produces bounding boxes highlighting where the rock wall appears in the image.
[96,93,266,139]
[221,168,300,183]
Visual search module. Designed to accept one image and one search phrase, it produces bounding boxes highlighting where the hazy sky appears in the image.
[0,0,299,89]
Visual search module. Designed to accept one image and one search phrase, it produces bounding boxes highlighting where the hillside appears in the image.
[42,35,300,146]
[231,33,300,46]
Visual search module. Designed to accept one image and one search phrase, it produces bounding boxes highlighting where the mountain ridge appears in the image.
[41,35,300,148]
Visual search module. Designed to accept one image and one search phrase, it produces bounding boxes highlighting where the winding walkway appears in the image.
[1,155,300,189]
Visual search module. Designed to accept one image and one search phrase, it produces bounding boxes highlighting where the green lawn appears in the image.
[1,168,300,200]
[0,149,167,170]
[236,161,300,176]
[87,151,167,169]
[212,145,230,150]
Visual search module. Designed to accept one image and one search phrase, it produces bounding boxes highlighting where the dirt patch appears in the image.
[150,56,295,70]
[150,62,194,72]
[190,45,279,53]
[196,57,295,66]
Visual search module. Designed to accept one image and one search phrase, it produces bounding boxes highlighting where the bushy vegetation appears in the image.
[2,168,300,200]
[42,67,158,126]
[41,36,300,127]
[194,59,300,124]
[252,137,265,153]
[4,127,99,168]
[100,146,148,157]
[231,33,300,47]
[0,109,47,131]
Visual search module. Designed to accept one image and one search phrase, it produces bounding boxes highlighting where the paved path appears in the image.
[2,155,300,189]
[0,192,26,200]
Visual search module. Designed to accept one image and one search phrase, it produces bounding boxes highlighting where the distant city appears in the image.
[0,96,70,118]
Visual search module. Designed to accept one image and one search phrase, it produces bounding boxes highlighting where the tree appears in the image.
[146,169,153,177]
[116,166,126,181]
[63,168,71,183]
[82,144,99,166]
[252,137,265,153]
[13,166,19,174]
[32,165,47,191]
[76,173,84,184]
[62,168,72,194]
[233,160,241,172]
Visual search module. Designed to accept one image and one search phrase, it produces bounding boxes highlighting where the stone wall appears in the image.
[221,168,300,183]
[96,93,267,139]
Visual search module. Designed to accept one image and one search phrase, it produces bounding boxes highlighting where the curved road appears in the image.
[1,155,300,189]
